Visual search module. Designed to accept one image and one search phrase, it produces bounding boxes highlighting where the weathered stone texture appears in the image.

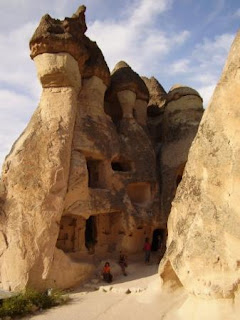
[160,85,204,222]
[159,31,240,299]
[30,5,110,86]
[1,52,81,290]
[0,6,204,292]
[108,61,149,101]
[142,76,166,111]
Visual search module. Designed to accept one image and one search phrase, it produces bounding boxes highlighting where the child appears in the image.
[102,262,113,283]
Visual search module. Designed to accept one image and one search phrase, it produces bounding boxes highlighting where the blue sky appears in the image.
[0,0,239,169]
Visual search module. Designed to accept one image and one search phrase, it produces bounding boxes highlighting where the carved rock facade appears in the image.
[0,7,203,291]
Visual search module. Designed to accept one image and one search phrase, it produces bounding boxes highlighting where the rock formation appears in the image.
[159,30,240,302]
[160,84,204,223]
[142,76,166,111]
[143,76,166,152]
[144,80,204,228]
[0,6,203,291]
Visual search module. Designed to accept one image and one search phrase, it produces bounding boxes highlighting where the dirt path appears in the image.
[23,256,170,320]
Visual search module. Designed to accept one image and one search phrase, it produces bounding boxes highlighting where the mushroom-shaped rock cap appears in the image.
[29,5,110,86]
[142,76,166,107]
[108,61,149,101]
[166,84,202,103]
[142,76,166,117]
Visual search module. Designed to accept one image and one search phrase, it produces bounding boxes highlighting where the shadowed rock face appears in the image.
[160,84,204,221]
[144,81,204,227]
[159,31,240,299]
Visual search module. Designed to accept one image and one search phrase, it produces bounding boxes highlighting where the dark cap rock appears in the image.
[108,61,149,101]
[29,5,110,86]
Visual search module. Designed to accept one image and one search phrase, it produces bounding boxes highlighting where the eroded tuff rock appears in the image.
[159,31,240,299]
[0,5,204,292]
[166,84,202,103]
[108,61,149,101]
[142,76,167,113]
[30,5,110,86]
[0,7,159,291]
[142,77,167,151]
[160,84,204,222]
[1,52,82,290]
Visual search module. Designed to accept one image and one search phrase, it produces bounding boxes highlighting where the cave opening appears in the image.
[151,228,165,251]
[87,160,102,189]
[85,216,97,253]
[111,158,132,172]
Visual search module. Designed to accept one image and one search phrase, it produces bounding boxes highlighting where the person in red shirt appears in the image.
[144,237,151,264]
[102,262,113,283]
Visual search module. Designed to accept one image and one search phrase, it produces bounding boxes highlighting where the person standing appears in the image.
[118,251,128,276]
[144,237,151,264]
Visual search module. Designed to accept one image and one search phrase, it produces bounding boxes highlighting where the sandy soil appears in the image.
[23,253,179,320]
[22,253,239,320]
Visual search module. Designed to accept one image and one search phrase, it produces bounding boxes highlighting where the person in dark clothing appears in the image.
[118,251,128,276]
[143,237,151,263]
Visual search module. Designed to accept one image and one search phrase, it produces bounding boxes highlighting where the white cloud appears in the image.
[193,33,234,67]
[0,89,36,169]
[130,0,172,26]
[0,22,41,99]
[193,33,234,105]
[197,84,216,108]
[87,0,189,74]
[0,21,42,170]
[169,59,190,74]
[167,33,234,106]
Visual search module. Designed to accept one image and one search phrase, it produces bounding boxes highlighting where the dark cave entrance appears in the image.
[111,158,132,172]
[111,162,125,171]
[151,228,165,251]
[87,160,102,189]
[85,216,97,253]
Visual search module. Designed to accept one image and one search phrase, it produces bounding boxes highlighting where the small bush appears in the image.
[0,289,69,318]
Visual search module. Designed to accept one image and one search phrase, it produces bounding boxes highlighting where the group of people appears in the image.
[102,251,127,283]
[102,236,162,283]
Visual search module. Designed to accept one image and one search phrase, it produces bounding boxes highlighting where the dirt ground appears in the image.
[23,252,238,320]
[23,252,178,320]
